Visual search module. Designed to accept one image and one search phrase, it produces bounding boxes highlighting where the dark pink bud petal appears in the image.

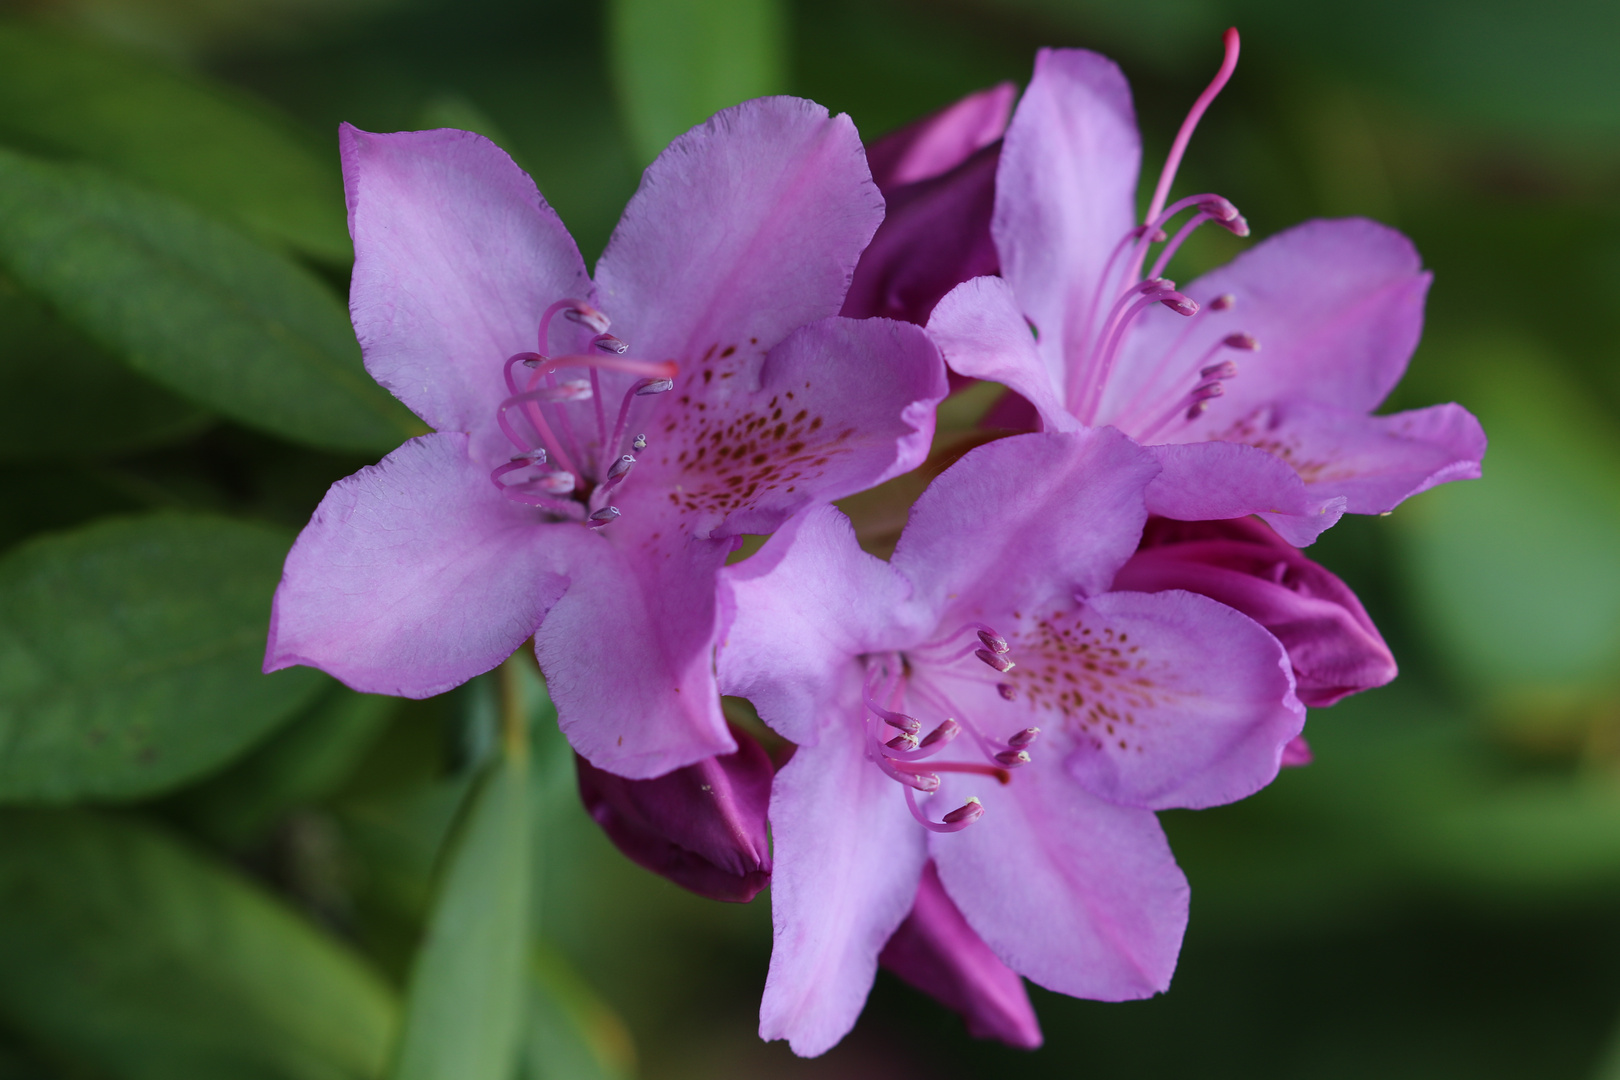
[574,724,774,903]
[1118,517,1397,707]
[879,862,1042,1048]
[1281,734,1313,767]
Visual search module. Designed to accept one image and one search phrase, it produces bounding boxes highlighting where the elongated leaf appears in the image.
[0,808,397,1080]
[0,270,208,461]
[0,21,350,261]
[522,943,636,1080]
[608,0,786,165]
[390,751,530,1080]
[0,147,422,453]
[0,512,326,803]
[175,686,400,848]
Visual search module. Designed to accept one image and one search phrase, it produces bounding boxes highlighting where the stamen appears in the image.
[920,719,961,748]
[632,434,647,451]
[977,629,1010,655]
[1007,727,1039,749]
[587,506,620,528]
[942,797,984,826]
[1144,28,1242,226]
[636,378,675,396]
[560,302,610,334]
[994,749,1032,768]
[1208,293,1236,311]
[997,682,1017,701]
[903,787,981,833]
[887,732,919,752]
[592,334,628,354]
[975,648,1015,674]
[605,454,635,481]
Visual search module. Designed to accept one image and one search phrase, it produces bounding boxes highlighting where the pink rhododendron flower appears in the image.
[717,427,1304,1055]
[922,31,1485,545]
[264,99,947,778]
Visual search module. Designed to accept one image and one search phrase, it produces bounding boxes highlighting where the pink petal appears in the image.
[595,97,883,372]
[760,700,928,1057]
[718,505,924,746]
[865,83,1017,190]
[535,527,735,779]
[879,861,1042,1048]
[994,49,1141,407]
[930,758,1187,1001]
[1054,589,1305,810]
[927,276,1078,432]
[341,125,591,461]
[623,316,947,540]
[892,429,1155,620]
[1103,218,1431,431]
[265,432,576,697]
[1281,734,1313,767]
[1220,399,1486,515]
[1143,441,1346,547]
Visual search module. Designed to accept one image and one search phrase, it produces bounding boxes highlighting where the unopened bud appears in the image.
[575,724,773,902]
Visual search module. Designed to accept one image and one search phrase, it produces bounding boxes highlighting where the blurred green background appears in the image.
[0,0,1618,1076]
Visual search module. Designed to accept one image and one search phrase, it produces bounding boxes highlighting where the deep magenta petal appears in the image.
[574,724,774,902]
[865,82,1017,190]
[1116,516,1397,707]
[878,861,1042,1049]
[341,125,591,461]
[842,143,1001,325]
[265,433,575,698]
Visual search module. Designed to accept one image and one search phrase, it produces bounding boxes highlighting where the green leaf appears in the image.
[521,943,637,1080]
[608,0,787,165]
[0,807,397,1080]
[0,147,423,453]
[0,512,327,803]
[0,270,209,461]
[0,21,350,262]
[1395,336,1620,697]
[174,686,400,848]
[389,750,530,1080]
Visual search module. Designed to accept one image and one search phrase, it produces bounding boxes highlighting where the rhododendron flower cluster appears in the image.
[267,26,1483,1061]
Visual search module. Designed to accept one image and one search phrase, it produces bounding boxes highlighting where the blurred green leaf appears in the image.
[0,20,350,261]
[0,147,422,454]
[175,686,400,848]
[389,748,530,1080]
[522,942,636,1080]
[609,0,786,165]
[0,807,397,1080]
[0,271,209,460]
[1395,336,1620,697]
[0,512,326,803]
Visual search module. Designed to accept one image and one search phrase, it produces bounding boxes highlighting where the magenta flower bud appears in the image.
[879,862,1042,1048]
[1114,517,1397,707]
[574,724,774,903]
